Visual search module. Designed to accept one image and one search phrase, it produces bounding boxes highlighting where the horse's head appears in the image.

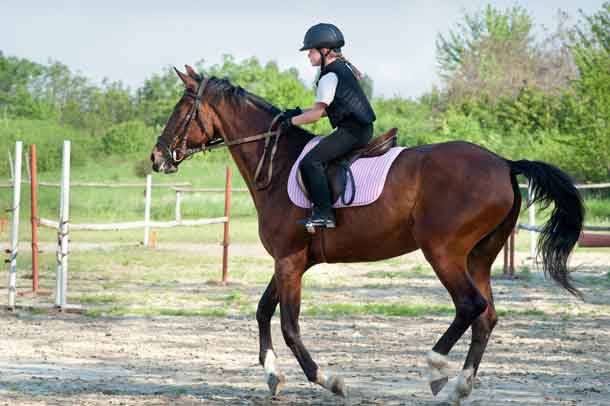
[151,65,220,174]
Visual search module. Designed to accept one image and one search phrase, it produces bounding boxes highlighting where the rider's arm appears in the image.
[291,102,327,125]
[290,72,336,126]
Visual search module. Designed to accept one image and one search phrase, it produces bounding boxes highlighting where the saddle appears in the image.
[297,128,398,205]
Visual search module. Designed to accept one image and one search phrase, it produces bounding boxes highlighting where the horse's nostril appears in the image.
[150,153,155,162]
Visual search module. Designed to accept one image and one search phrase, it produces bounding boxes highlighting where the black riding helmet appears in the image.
[299,23,345,52]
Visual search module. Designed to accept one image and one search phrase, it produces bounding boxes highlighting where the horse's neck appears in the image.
[220,106,314,208]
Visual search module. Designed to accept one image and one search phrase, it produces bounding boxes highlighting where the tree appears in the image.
[436,5,534,75]
[436,5,576,104]
[0,52,49,118]
[136,67,183,128]
[562,2,610,179]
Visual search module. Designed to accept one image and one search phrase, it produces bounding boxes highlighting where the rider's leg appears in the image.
[299,124,373,225]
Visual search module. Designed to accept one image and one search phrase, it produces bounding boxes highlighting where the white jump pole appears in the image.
[7,141,22,308]
[143,174,152,247]
[55,141,71,308]
[528,181,537,259]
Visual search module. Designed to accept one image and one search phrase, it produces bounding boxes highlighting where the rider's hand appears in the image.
[281,107,302,120]
[278,117,294,134]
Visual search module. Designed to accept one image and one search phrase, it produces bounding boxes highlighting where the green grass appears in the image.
[496,307,547,317]
[84,306,229,318]
[303,302,554,318]
[304,303,455,317]
[581,272,610,287]
[516,192,610,228]
[364,271,412,279]
[365,264,431,279]
[491,265,536,282]
[517,266,535,282]
[73,294,131,305]
[80,302,552,319]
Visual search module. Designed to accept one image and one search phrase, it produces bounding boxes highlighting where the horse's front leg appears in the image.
[256,275,284,395]
[275,254,346,397]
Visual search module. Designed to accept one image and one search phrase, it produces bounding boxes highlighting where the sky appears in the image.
[1,0,606,98]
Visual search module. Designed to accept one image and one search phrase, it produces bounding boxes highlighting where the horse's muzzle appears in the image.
[151,147,178,174]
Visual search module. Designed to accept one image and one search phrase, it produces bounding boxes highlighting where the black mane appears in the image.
[206,77,282,116]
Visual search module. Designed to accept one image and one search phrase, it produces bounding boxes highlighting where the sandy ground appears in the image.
[0,244,609,405]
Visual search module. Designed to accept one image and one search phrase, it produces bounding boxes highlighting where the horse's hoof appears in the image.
[328,375,347,397]
[455,368,474,398]
[267,372,285,396]
[430,376,449,395]
[316,370,347,397]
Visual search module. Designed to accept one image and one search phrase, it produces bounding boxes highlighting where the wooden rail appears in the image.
[39,217,228,231]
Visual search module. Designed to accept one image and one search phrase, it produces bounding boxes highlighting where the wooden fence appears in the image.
[3,141,233,311]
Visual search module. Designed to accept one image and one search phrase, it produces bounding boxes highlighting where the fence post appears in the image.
[30,145,39,292]
[175,190,182,222]
[528,181,537,258]
[502,227,516,278]
[144,174,152,247]
[503,239,509,276]
[508,228,510,278]
[222,166,232,283]
[7,141,22,308]
[55,141,71,308]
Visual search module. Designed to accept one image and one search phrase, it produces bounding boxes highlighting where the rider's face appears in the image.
[307,48,328,66]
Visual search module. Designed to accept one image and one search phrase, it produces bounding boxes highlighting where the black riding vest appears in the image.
[319,60,376,129]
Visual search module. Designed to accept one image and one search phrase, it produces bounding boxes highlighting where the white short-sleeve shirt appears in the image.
[315,72,338,106]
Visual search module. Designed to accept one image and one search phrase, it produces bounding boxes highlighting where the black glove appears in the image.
[281,107,302,120]
[277,107,302,134]
[278,116,294,134]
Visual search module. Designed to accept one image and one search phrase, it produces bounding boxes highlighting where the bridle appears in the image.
[155,75,283,189]
[155,75,215,164]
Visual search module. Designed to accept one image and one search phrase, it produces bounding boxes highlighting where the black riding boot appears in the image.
[297,206,336,229]
[298,161,336,230]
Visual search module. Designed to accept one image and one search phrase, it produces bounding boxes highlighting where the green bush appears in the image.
[101,120,156,155]
[133,157,152,178]
[372,98,437,146]
[0,117,99,175]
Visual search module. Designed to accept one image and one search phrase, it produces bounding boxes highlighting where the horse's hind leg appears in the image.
[442,253,498,404]
[256,275,284,395]
[450,196,520,402]
[421,246,488,397]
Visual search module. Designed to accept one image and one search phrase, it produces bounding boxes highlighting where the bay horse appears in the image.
[150,66,584,404]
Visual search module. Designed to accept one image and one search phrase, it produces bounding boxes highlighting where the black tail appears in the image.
[509,160,585,297]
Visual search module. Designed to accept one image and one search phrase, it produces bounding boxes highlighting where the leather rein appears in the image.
[155,76,282,190]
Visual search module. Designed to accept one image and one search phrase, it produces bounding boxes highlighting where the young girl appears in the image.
[280,23,376,230]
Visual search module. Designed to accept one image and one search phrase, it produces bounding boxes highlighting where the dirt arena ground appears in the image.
[1,245,609,405]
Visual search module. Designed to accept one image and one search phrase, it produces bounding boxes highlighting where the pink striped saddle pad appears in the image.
[287,136,405,209]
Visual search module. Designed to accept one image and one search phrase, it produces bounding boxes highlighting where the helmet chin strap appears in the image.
[318,48,330,69]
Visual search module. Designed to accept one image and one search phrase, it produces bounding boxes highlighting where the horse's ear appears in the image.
[174,67,196,88]
[184,64,199,79]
